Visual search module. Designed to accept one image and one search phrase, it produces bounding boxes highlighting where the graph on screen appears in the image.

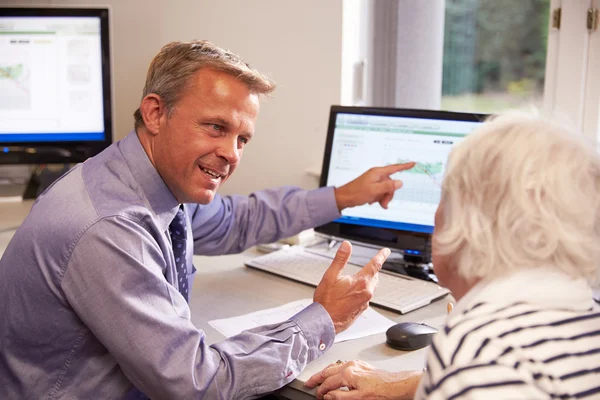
[403,160,444,186]
[0,62,31,110]
[384,141,450,206]
[388,158,445,206]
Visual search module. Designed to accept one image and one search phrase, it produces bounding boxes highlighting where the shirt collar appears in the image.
[452,267,595,314]
[119,130,180,230]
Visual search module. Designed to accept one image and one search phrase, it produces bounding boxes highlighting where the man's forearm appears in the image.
[191,187,340,255]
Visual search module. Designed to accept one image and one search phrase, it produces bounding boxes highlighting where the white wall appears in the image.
[1,0,343,195]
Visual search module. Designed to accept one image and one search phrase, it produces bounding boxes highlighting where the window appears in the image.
[342,0,600,139]
[441,0,549,113]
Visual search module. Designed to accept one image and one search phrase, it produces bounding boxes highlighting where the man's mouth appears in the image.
[199,166,226,180]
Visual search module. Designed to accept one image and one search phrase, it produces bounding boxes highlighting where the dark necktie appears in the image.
[169,206,189,302]
[124,207,189,400]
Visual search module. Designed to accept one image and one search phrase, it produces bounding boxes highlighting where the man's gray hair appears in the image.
[435,111,600,284]
[133,40,276,128]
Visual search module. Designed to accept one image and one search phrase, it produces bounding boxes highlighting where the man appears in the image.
[0,40,414,399]
[305,111,600,399]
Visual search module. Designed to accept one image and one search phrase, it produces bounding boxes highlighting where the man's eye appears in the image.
[239,137,249,145]
[211,124,223,132]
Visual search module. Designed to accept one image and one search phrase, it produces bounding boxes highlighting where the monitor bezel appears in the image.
[0,7,113,163]
[316,105,489,254]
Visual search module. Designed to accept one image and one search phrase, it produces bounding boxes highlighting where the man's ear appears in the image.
[140,94,166,135]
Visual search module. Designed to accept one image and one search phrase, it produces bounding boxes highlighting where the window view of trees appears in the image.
[442,0,550,113]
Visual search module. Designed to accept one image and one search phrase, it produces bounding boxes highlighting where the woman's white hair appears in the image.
[434,110,600,284]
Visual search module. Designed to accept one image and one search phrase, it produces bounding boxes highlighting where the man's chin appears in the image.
[184,178,226,204]
[193,189,217,205]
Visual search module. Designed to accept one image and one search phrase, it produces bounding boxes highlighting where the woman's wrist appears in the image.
[387,370,422,400]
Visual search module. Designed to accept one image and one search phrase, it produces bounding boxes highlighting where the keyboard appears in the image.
[245,246,450,314]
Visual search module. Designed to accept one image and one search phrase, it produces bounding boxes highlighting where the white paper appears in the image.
[208,298,396,343]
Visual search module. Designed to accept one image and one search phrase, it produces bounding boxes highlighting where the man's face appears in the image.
[152,68,260,204]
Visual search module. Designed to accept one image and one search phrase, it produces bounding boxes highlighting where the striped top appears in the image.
[415,268,600,400]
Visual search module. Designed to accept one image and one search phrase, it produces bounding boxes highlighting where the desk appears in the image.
[191,251,450,399]
[0,201,450,399]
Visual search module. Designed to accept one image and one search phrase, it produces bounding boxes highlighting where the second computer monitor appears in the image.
[0,7,113,164]
[316,106,488,260]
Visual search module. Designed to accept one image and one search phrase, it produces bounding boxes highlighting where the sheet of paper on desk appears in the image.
[208,298,396,343]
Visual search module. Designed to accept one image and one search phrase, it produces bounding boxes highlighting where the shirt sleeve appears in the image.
[60,216,335,400]
[188,186,341,255]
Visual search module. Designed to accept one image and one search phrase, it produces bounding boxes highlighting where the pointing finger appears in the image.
[322,241,352,282]
[373,180,403,199]
[377,162,416,177]
[358,247,390,279]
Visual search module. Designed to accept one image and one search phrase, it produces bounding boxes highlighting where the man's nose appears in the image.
[216,136,241,165]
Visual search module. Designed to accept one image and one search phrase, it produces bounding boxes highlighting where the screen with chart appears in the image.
[323,107,485,235]
[0,7,112,151]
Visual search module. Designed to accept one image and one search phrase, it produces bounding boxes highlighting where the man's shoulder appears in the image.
[26,146,153,241]
[81,164,147,219]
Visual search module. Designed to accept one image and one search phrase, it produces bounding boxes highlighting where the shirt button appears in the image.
[319,341,326,351]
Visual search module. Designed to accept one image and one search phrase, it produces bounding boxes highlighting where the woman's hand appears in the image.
[305,359,422,400]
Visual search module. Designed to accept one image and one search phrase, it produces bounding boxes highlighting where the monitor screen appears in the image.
[0,7,112,163]
[317,106,487,256]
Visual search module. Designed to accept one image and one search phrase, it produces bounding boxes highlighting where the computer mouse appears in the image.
[385,322,438,351]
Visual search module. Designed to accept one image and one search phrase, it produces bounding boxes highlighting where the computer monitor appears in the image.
[316,106,488,263]
[0,7,112,196]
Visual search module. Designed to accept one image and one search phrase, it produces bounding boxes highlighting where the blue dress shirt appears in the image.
[0,131,341,399]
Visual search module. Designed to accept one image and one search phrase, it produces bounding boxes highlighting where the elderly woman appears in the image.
[305,111,600,399]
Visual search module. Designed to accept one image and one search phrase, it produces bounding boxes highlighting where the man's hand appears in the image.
[305,359,422,400]
[334,162,416,211]
[313,241,389,334]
